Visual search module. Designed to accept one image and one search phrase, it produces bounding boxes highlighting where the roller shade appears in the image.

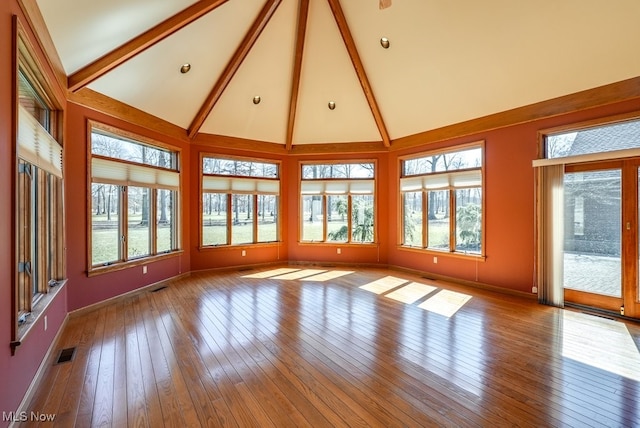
[203,176,279,195]
[92,157,179,190]
[17,104,63,178]
[400,170,481,191]
[301,179,374,195]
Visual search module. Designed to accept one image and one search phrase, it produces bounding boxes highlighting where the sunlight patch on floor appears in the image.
[385,282,438,304]
[301,270,355,282]
[561,310,640,382]
[242,268,300,278]
[359,276,409,294]
[271,269,327,280]
[418,289,472,318]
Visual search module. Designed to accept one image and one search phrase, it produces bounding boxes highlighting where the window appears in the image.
[201,155,280,246]
[13,20,66,350]
[400,144,483,255]
[300,162,375,243]
[89,124,180,272]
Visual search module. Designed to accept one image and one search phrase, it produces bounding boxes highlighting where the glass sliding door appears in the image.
[563,168,622,302]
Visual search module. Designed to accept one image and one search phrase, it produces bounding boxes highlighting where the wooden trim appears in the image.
[69,89,190,143]
[564,288,622,313]
[539,110,640,140]
[622,159,639,318]
[289,141,388,155]
[87,250,184,277]
[14,313,68,413]
[188,0,282,138]
[388,264,532,299]
[286,0,310,151]
[195,133,288,154]
[392,77,640,152]
[326,0,390,148]
[201,152,283,170]
[90,120,185,158]
[11,15,20,349]
[67,0,229,92]
[397,140,484,165]
[16,0,67,98]
[69,273,190,318]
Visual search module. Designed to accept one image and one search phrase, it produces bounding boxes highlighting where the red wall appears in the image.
[64,102,192,310]
[0,2,68,423]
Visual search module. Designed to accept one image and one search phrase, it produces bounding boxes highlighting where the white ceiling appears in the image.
[36,0,640,148]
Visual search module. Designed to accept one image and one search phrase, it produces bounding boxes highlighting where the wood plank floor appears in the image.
[24,266,640,427]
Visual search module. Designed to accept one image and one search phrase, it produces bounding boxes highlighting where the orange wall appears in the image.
[189,143,289,271]
[387,99,640,293]
[286,152,390,265]
[4,0,640,420]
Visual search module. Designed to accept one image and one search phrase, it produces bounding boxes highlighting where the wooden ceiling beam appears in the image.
[67,0,229,92]
[285,0,310,151]
[188,0,282,139]
[326,0,391,148]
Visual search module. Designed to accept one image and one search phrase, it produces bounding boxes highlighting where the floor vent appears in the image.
[55,347,76,365]
[237,268,253,272]
[151,286,167,293]
[421,276,437,281]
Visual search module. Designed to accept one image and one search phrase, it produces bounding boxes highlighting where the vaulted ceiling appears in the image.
[35,0,640,150]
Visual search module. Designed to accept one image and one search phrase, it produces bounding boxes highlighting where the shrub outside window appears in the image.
[89,124,180,272]
[300,162,376,244]
[400,144,483,255]
[201,155,280,246]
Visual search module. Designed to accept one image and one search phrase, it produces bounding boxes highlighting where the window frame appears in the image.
[12,16,67,353]
[398,141,485,259]
[299,160,377,245]
[200,153,281,249]
[87,121,182,276]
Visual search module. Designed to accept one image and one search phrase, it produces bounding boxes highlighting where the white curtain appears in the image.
[536,164,564,307]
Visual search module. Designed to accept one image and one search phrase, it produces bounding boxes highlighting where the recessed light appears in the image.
[180,63,191,74]
[328,101,336,110]
[380,37,390,49]
[253,96,261,105]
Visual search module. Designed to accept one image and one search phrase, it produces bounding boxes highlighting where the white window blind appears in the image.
[300,179,374,195]
[202,176,280,195]
[17,104,63,177]
[92,157,179,190]
[400,170,481,191]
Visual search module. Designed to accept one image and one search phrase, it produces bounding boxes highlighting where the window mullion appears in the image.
[422,190,428,249]
[449,188,456,252]
[226,193,232,245]
[150,188,157,254]
[253,194,258,243]
[347,195,353,243]
[322,195,328,242]
[121,186,128,262]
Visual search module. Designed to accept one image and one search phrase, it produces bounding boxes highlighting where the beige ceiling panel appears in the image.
[37,0,199,74]
[88,0,265,129]
[293,0,381,145]
[199,0,299,144]
[341,0,640,140]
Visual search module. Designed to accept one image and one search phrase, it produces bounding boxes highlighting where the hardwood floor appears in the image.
[24,266,640,427]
